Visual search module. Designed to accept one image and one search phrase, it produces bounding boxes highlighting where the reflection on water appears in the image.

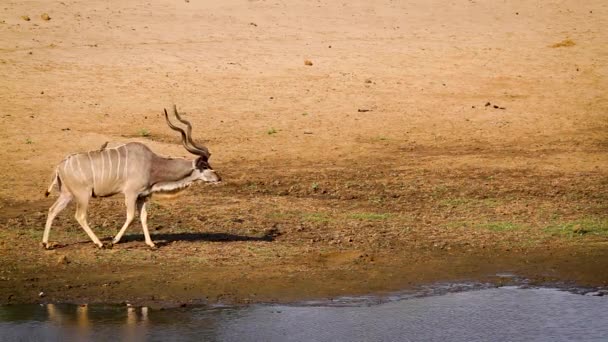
[1,303,153,342]
[1,286,607,342]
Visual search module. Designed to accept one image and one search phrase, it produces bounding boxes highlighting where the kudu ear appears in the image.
[195,156,211,170]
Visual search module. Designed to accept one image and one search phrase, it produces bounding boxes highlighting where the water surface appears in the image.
[1,286,607,342]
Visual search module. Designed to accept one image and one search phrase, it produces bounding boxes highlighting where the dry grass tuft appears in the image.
[550,39,576,48]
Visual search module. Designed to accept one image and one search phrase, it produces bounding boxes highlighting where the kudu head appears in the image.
[164,105,221,183]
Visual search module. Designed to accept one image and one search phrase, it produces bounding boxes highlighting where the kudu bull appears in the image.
[43,106,221,248]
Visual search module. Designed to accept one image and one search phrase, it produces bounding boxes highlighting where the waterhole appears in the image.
[1,285,606,341]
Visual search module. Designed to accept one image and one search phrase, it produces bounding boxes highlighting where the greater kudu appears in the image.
[43,106,220,248]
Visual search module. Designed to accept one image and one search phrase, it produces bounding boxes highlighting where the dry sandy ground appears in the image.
[0,0,607,305]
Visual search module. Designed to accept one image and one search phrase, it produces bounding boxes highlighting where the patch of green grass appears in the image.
[440,197,499,208]
[348,212,391,221]
[267,127,278,135]
[138,128,151,137]
[479,221,524,232]
[268,211,294,220]
[302,213,331,223]
[544,218,608,237]
[444,221,525,233]
[311,183,319,191]
[16,228,40,240]
[25,138,33,144]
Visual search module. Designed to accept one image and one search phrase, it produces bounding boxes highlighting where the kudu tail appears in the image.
[45,170,61,197]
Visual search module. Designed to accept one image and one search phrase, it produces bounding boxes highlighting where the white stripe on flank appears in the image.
[116,147,121,183]
[68,156,76,175]
[108,150,113,185]
[88,152,96,191]
[75,155,85,182]
[124,146,129,179]
[100,151,106,191]
[62,158,70,174]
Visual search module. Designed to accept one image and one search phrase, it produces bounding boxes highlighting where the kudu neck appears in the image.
[149,156,194,184]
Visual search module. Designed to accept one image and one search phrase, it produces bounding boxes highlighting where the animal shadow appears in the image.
[117,227,280,247]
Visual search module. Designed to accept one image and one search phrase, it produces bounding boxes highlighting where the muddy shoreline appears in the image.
[2,244,607,308]
[1,161,607,307]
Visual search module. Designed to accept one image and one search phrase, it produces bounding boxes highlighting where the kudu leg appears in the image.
[73,194,103,248]
[42,191,73,248]
[136,197,156,247]
[112,194,137,244]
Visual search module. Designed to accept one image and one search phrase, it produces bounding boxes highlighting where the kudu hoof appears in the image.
[101,242,114,249]
[41,242,56,250]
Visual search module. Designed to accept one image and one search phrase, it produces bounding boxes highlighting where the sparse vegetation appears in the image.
[439,197,499,208]
[544,218,608,237]
[267,127,278,135]
[479,221,525,232]
[138,128,151,137]
[268,211,294,220]
[302,212,331,223]
[443,221,526,232]
[550,39,576,48]
[431,185,449,199]
[348,213,391,220]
